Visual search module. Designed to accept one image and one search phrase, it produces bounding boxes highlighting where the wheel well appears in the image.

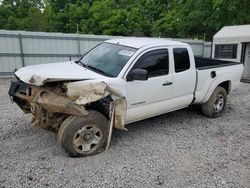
[218,81,231,94]
[85,96,112,119]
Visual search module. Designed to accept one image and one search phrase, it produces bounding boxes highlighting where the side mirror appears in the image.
[127,69,148,81]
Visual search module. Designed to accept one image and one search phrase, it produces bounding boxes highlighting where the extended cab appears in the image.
[8,38,243,157]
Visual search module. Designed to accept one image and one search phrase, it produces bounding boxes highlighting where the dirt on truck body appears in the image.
[8,37,244,157]
[9,78,127,155]
[9,79,126,130]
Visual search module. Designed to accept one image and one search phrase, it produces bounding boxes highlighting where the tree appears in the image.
[152,0,250,39]
[25,7,47,31]
[0,0,249,39]
[0,6,16,29]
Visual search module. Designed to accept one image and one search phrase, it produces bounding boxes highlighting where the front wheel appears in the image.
[58,110,109,157]
[201,86,227,118]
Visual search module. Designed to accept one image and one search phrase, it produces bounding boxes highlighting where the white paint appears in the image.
[15,38,243,126]
[107,37,187,49]
[124,45,196,123]
[214,25,250,42]
[66,80,108,105]
[242,43,250,79]
[15,61,106,86]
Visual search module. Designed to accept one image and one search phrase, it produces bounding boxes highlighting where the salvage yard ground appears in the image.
[0,78,249,187]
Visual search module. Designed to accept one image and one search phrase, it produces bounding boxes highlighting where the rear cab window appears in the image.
[173,48,190,73]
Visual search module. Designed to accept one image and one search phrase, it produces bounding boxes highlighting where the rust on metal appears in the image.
[15,79,127,131]
[113,98,127,130]
[15,84,88,128]
[65,80,127,130]
[65,80,109,104]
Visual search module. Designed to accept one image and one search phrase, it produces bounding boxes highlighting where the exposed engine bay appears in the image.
[8,79,127,131]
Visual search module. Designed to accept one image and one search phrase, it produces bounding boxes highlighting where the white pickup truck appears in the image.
[8,38,243,157]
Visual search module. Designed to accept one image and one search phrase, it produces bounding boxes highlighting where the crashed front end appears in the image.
[8,79,127,131]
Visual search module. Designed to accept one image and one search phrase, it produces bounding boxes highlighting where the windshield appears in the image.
[79,43,137,77]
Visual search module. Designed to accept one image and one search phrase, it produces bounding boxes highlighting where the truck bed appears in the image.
[195,57,241,70]
[194,62,243,104]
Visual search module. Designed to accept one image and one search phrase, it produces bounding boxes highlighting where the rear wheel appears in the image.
[58,110,109,157]
[201,86,227,118]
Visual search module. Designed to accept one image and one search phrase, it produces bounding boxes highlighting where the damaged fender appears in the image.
[9,79,127,130]
[9,82,88,128]
[65,80,127,130]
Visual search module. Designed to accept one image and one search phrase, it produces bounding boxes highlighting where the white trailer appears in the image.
[212,25,250,80]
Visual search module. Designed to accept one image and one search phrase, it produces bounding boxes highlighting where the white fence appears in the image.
[0,30,211,74]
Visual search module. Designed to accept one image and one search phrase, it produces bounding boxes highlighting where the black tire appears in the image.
[58,110,109,157]
[201,86,227,118]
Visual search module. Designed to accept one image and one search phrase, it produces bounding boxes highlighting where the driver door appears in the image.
[125,48,174,123]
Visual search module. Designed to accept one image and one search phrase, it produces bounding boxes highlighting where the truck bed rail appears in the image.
[195,57,242,70]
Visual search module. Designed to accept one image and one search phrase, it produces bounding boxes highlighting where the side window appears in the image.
[173,48,190,73]
[214,44,237,59]
[134,49,169,77]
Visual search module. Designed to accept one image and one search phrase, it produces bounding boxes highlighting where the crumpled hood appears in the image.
[15,61,105,86]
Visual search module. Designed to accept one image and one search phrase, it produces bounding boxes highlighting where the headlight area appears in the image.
[8,81,88,129]
[8,81,32,113]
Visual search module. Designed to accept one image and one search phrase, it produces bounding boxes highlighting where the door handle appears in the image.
[162,81,173,86]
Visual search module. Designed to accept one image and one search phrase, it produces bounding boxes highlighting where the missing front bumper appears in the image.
[8,81,88,128]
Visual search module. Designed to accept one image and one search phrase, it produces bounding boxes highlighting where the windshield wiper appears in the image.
[76,60,113,77]
[87,65,113,77]
[76,60,87,68]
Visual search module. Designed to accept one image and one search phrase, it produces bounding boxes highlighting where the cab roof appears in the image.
[106,37,188,49]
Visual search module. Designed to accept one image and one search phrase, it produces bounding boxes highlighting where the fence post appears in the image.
[18,34,25,67]
[77,34,81,58]
[202,41,205,57]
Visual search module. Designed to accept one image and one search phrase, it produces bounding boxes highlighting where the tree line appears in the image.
[0,0,249,40]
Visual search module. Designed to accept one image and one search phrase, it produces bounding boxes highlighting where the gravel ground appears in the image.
[0,79,249,188]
